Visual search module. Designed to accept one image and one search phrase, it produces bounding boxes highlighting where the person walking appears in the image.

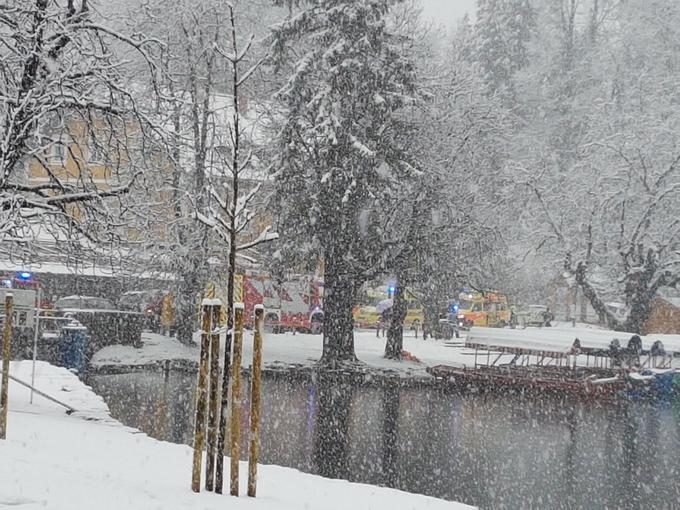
[378,307,391,338]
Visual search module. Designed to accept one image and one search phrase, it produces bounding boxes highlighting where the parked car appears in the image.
[118,290,164,313]
[518,305,553,328]
[55,295,115,311]
[53,294,143,350]
[118,290,164,333]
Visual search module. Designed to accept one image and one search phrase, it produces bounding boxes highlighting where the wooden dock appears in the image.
[427,334,676,397]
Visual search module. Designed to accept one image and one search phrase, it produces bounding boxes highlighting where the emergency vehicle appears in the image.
[239,273,324,334]
[352,285,424,329]
[456,290,511,328]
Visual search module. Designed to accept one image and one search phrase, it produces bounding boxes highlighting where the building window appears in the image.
[51,143,66,165]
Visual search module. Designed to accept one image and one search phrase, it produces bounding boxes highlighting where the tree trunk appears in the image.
[320,251,357,367]
[171,101,183,222]
[384,278,406,360]
[216,8,241,492]
[574,262,621,331]
[176,271,200,345]
[624,291,644,335]
[176,305,194,344]
[623,250,657,335]
[579,285,587,322]
[624,282,653,335]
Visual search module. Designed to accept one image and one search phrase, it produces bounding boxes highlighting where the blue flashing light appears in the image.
[2,279,12,288]
[17,271,32,281]
[388,286,396,293]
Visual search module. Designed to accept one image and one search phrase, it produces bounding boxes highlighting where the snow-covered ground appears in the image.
[92,332,199,368]
[0,360,473,509]
[92,322,680,373]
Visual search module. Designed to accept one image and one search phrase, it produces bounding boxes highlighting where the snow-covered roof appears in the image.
[0,259,173,280]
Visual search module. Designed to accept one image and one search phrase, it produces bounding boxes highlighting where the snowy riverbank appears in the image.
[91,323,680,374]
[0,360,473,510]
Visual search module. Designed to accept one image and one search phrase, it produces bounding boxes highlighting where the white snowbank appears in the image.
[0,361,473,510]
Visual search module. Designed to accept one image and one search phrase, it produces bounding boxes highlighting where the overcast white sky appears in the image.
[419,0,476,26]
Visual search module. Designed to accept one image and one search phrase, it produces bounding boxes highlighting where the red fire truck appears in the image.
[241,274,324,334]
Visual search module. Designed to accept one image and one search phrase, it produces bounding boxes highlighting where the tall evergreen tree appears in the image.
[270,0,417,366]
[473,0,535,96]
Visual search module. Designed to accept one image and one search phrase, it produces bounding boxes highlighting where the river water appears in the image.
[89,370,680,509]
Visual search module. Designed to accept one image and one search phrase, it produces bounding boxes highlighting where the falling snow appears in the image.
[2,1,680,509]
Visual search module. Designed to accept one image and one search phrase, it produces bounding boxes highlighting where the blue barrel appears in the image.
[651,371,675,399]
[60,320,88,375]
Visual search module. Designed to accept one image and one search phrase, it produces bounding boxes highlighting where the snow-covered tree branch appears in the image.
[0,0,161,261]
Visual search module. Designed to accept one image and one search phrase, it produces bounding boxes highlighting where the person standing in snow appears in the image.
[378,307,391,338]
[542,306,554,327]
[160,292,176,337]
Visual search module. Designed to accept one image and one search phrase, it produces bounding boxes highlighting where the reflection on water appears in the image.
[89,371,680,509]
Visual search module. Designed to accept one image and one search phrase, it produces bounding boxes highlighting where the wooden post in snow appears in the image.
[0,293,13,440]
[248,305,264,497]
[191,300,213,492]
[206,300,222,491]
[230,304,245,496]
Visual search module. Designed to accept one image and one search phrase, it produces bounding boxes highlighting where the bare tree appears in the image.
[194,3,277,491]
[508,0,680,332]
[0,0,160,261]
[127,0,281,344]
